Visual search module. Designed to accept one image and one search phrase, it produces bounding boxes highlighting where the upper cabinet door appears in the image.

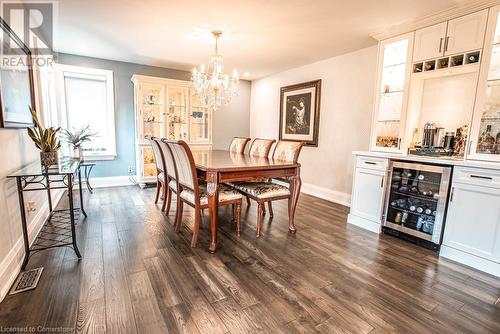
[413,22,448,62]
[469,6,500,162]
[445,9,488,56]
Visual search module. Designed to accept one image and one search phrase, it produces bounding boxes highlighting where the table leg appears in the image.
[17,178,30,270]
[86,165,94,193]
[288,168,302,233]
[206,171,220,253]
[68,174,82,259]
[78,167,87,217]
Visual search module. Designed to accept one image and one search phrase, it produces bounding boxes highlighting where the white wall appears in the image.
[0,129,62,301]
[212,80,251,150]
[250,46,377,206]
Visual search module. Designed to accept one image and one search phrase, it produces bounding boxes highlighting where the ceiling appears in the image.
[54,0,471,79]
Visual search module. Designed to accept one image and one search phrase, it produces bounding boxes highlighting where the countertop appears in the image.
[353,150,500,171]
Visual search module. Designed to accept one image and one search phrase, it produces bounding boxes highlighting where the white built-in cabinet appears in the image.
[443,167,500,264]
[370,33,414,153]
[132,75,212,186]
[413,10,488,62]
[348,156,389,233]
[469,5,500,162]
[413,22,448,61]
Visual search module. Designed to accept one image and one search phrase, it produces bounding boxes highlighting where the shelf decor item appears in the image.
[190,30,239,111]
[26,107,61,168]
[61,125,97,159]
[279,80,321,147]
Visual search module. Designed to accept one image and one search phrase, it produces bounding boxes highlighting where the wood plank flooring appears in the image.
[0,186,499,333]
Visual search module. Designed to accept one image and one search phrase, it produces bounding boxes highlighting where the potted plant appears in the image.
[60,125,97,159]
[26,107,61,168]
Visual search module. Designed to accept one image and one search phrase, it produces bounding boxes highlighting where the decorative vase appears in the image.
[40,151,59,169]
[72,146,83,159]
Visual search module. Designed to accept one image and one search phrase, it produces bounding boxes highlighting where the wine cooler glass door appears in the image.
[384,162,451,244]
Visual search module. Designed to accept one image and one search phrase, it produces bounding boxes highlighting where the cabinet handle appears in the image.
[444,36,450,52]
[364,161,377,165]
[450,187,454,202]
[439,38,443,53]
[381,177,384,188]
[470,175,493,181]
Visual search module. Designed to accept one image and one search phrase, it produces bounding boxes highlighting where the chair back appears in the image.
[165,140,198,191]
[229,137,250,153]
[146,136,164,173]
[272,140,304,163]
[249,138,276,157]
[158,139,176,180]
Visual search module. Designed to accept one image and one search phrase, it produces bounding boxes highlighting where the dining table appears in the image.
[191,149,302,253]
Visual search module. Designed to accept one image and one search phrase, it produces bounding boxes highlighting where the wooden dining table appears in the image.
[191,149,302,253]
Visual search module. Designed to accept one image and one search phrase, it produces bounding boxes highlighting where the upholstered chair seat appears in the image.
[233,182,289,199]
[180,184,243,206]
[157,172,165,182]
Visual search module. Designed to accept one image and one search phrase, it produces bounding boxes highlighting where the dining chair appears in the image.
[240,138,276,208]
[166,140,244,246]
[228,137,251,153]
[145,136,167,207]
[158,139,179,215]
[234,140,304,237]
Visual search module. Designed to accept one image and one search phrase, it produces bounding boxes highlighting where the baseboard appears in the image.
[440,245,500,277]
[0,189,65,302]
[300,182,351,207]
[88,176,134,188]
[347,213,381,234]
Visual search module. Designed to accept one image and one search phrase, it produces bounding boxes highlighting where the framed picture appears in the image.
[0,18,35,128]
[279,79,321,147]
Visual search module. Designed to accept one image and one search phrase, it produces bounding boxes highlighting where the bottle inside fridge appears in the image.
[383,161,452,250]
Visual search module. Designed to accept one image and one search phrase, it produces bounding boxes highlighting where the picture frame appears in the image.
[0,17,36,128]
[279,79,321,147]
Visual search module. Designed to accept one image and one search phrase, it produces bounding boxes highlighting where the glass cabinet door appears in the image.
[469,6,500,161]
[371,33,414,152]
[141,84,164,139]
[189,93,210,143]
[142,146,157,177]
[167,86,189,140]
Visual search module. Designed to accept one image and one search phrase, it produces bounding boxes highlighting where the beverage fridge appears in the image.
[382,161,452,250]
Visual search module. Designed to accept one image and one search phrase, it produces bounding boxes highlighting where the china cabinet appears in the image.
[132,75,212,186]
[469,5,500,162]
[370,32,414,153]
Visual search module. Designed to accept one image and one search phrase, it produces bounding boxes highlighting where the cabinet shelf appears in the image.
[391,190,439,202]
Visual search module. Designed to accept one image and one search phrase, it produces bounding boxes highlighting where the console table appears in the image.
[8,158,87,269]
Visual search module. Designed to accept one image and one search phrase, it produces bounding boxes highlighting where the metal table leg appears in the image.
[78,167,87,217]
[17,178,30,270]
[68,174,82,259]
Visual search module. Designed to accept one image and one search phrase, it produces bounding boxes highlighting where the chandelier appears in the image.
[190,30,239,111]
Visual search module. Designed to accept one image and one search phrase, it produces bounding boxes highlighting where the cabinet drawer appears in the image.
[356,156,389,171]
[453,167,500,189]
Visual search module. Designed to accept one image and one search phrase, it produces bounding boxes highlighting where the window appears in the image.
[54,64,116,160]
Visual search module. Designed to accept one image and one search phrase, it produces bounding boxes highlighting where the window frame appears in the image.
[54,63,116,160]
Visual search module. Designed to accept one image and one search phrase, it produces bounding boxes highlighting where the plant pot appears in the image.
[72,146,83,159]
[40,151,59,169]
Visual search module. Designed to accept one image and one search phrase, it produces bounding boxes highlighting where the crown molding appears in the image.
[371,0,500,41]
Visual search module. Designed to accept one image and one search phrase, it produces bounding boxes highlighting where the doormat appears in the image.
[9,267,43,295]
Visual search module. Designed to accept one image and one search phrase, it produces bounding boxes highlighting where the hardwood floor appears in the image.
[1,186,499,333]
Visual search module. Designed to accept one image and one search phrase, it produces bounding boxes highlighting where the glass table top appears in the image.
[8,157,81,177]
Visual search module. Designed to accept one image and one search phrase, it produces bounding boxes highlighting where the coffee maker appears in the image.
[409,121,450,156]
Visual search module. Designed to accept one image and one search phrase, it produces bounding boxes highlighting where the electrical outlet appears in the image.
[27,201,37,213]
[128,165,135,174]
